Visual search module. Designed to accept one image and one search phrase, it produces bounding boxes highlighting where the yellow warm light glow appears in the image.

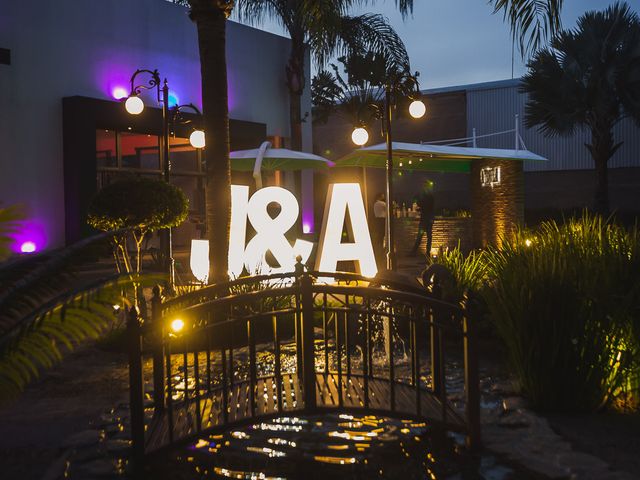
[189,129,206,149]
[409,99,426,119]
[525,239,532,247]
[315,183,377,278]
[190,239,209,283]
[351,127,369,146]
[125,95,144,115]
[170,319,185,333]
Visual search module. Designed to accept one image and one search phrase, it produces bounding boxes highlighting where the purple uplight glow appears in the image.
[302,223,311,234]
[112,86,129,100]
[11,221,47,254]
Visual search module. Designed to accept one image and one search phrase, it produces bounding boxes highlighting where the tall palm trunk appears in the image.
[286,36,306,151]
[587,124,618,216]
[190,2,232,282]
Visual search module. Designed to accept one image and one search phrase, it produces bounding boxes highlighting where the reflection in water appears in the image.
[149,414,526,480]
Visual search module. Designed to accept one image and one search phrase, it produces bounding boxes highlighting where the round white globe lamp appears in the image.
[125,96,145,115]
[189,129,206,149]
[351,127,369,146]
[409,99,426,119]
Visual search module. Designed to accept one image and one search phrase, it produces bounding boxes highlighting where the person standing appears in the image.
[410,181,435,256]
[372,193,386,264]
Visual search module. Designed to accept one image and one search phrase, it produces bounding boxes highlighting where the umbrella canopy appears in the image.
[230,146,334,171]
[335,141,547,173]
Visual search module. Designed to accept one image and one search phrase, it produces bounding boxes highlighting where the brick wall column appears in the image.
[470,159,524,248]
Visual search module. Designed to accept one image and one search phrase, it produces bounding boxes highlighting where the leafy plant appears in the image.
[521,2,640,214]
[482,213,640,411]
[87,177,189,277]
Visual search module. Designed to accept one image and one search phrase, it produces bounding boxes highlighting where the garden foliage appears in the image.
[87,177,189,276]
[437,213,640,411]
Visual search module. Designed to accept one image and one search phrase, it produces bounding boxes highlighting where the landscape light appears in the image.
[20,241,36,253]
[112,86,128,100]
[351,127,369,146]
[409,99,426,119]
[170,318,185,333]
[125,95,145,115]
[189,129,206,149]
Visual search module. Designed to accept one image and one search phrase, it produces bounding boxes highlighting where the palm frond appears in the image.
[0,275,150,403]
[491,0,563,57]
[0,230,126,334]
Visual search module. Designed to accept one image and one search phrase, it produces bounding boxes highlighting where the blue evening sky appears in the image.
[233,0,639,89]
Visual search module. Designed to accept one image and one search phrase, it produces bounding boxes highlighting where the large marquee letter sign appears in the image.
[315,183,377,278]
[192,183,377,281]
[228,185,313,278]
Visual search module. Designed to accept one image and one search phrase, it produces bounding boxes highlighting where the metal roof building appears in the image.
[454,79,640,172]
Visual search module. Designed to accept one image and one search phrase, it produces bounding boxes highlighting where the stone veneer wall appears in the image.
[395,217,473,255]
[470,159,524,248]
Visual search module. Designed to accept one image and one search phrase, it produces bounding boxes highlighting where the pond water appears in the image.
[149,413,531,480]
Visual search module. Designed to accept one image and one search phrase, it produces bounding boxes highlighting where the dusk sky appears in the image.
[234,0,639,89]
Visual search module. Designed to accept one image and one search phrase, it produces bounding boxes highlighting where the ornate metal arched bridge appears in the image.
[126,270,480,464]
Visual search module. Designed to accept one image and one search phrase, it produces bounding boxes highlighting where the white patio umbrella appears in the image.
[230,141,334,188]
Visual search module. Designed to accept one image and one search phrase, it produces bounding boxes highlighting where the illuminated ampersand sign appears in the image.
[228,185,313,278]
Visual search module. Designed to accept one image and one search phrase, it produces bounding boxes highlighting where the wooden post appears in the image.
[127,306,145,474]
[463,292,481,449]
[300,273,317,410]
[151,286,165,413]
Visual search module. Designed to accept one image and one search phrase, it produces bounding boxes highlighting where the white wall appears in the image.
[0,0,311,249]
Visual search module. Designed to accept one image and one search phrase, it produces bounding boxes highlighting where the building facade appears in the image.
[0,0,312,251]
[313,78,640,221]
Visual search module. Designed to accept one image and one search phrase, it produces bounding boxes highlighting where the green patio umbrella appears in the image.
[335,141,547,173]
[231,141,334,188]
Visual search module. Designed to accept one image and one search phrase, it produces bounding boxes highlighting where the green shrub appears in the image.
[482,214,640,411]
[436,213,640,411]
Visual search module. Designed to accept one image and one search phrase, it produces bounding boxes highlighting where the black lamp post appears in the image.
[124,71,205,290]
[352,71,426,271]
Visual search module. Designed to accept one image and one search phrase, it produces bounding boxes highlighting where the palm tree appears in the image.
[236,2,409,150]
[185,0,234,283]
[521,2,640,214]
[238,0,564,150]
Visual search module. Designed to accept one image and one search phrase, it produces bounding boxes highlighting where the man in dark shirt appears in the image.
[410,180,435,256]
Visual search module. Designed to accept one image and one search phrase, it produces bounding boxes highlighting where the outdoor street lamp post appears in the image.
[125,69,205,290]
[353,72,426,270]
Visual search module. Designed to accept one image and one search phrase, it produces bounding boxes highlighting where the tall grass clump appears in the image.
[483,213,640,411]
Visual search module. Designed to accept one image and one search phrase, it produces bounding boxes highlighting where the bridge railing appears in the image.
[126,270,480,465]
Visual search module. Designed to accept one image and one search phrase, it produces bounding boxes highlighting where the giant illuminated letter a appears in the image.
[315,183,377,277]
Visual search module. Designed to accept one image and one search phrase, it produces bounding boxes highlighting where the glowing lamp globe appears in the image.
[125,96,145,115]
[20,241,36,253]
[409,99,426,119]
[351,127,369,146]
[189,130,206,149]
[170,318,185,333]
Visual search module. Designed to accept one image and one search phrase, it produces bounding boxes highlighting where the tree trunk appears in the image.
[286,37,306,151]
[587,125,617,216]
[191,2,232,283]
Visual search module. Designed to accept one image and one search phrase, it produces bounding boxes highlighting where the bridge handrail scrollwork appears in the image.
[126,271,480,468]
